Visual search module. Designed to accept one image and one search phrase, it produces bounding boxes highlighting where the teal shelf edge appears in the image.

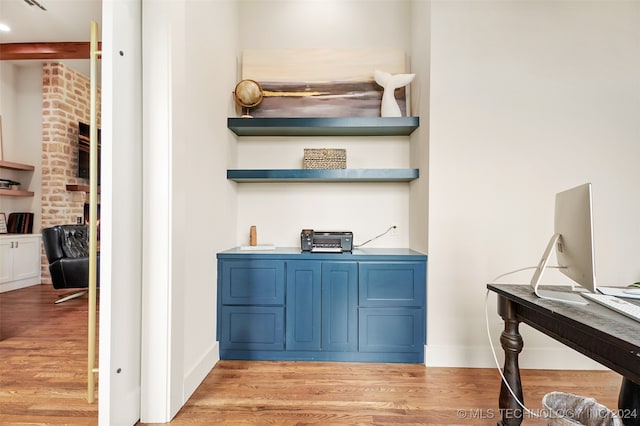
[227,168,419,182]
[227,117,419,136]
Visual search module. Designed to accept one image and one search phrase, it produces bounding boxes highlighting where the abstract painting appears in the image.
[240,49,409,118]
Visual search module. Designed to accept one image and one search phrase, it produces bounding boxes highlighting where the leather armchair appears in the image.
[42,225,99,304]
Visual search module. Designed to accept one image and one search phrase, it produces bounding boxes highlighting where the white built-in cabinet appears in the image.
[0,234,42,293]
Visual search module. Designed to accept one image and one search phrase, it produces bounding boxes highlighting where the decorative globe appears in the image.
[234,79,264,117]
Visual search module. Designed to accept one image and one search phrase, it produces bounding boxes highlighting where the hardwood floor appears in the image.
[1,285,623,425]
[0,284,98,424]
[156,363,621,426]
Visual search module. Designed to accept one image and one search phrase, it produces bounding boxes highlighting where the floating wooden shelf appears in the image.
[0,160,35,197]
[0,188,34,197]
[227,168,419,182]
[227,117,420,137]
[0,160,35,171]
[66,184,100,193]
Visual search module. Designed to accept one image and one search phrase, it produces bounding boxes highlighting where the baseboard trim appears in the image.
[0,278,41,294]
[424,344,607,370]
[183,341,220,403]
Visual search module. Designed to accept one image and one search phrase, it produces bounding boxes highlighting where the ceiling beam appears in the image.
[0,42,101,60]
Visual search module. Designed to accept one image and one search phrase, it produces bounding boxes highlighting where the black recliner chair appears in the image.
[42,224,99,304]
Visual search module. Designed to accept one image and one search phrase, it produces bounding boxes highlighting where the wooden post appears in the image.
[497,295,524,426]
[87,20,101,404]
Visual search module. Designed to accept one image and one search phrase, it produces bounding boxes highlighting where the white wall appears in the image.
[0,63,42,228]
[427,0,640,369]
[0,63,18,156]
[409,0,430,253]
[141,0,239,422]
[180,0,239,404]
[238,0,412,49]
[235,0,417,249]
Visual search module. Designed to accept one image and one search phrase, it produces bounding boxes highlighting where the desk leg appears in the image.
[497,295,524,426]
[619,378,640,425]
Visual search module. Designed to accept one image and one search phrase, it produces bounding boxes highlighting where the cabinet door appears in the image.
[359,261,426,307]
[359,308,424,353]
[220,306,285,351]
[221,260,285,305]
[322,262,357,352]
[0,239,12,284]
[286,261,321,351]
[11,237,41,281]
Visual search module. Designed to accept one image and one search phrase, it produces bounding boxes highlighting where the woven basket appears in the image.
[542,392,622,425]
[303,148,346,169]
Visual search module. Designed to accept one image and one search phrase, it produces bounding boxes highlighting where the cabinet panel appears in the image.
[0,235,42,291]
[286,261,322,351]
[220,306,284,351]
[12,237,41,281]
[221,260,284,305]
[322,262,358,352]
[0,239,12,283]
[359,262,426,307]
[359,308,424,353]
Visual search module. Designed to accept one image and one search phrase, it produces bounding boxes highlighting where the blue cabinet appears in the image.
[359,262,426,307]
[358,262,426,357]
[286,261,321,351]
[321,262,358,352]
[359,309,424,353]
[286,261,358,352]
[219,260,286,353]
[221,260,284,305]
[220,306,284,351]
[217,248,427,363]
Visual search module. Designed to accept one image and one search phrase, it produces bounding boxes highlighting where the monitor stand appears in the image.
[530,233,588,305]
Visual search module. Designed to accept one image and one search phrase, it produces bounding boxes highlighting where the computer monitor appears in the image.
[530,183,597,304]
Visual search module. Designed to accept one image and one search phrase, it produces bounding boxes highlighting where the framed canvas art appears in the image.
[240,49,409,118]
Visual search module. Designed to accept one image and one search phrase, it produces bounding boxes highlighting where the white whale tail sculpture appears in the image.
[374,70,415,117]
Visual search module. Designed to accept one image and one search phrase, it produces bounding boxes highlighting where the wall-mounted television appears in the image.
[77,121,101,182]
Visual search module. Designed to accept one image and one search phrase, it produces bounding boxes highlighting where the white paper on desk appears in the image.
[598,286,640,299]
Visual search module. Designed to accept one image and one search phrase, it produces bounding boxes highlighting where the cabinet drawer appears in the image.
[359,262,425,307]
[220,306,284,351]
[221,260,285,305]
[358,308,424,353]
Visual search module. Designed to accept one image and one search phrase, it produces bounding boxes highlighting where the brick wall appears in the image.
[40,63,101,284]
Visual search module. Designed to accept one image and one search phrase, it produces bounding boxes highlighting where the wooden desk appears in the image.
[487,284,640,426]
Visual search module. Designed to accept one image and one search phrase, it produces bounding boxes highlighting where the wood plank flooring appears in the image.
[157,362,621,426]
[0,284,98,424]
[0,284,623,425]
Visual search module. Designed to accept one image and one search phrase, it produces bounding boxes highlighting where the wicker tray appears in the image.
[303,148,346,169]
